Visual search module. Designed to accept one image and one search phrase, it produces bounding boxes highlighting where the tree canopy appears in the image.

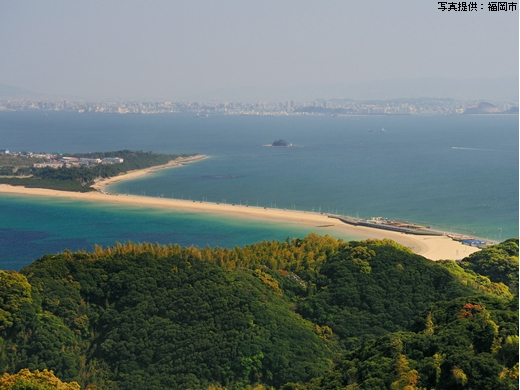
[0,235,517,389]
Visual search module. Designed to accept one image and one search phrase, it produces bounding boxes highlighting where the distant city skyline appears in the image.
[2,94,517,117]
[1,1,518,101]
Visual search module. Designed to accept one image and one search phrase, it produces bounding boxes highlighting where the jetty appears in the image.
[328,215,496,248]
[330,216,444,236]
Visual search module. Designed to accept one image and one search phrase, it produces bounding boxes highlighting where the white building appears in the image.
[79,158,102,166]
[101,157,124,164]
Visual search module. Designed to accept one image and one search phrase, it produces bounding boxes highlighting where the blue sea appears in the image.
[0,111,517,270]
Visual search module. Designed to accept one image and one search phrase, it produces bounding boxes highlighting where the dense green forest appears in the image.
[0,236,517,389]
[0,150,195,192]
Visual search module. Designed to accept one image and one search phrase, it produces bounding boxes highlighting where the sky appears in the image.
[1,0,518,101]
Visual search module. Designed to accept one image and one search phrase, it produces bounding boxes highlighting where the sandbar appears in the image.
[91,154,208,192]
[0,180,479,262]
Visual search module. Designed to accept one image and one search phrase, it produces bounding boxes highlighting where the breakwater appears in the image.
[331,216,444,236]
[329,215,496,247]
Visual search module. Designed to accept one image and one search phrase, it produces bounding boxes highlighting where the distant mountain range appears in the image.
[190,77,520,102]
[0,83,81,100]
[1,76,518,102]
[0,83,35,98]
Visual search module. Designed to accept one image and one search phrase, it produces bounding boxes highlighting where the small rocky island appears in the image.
[271,139,292,147]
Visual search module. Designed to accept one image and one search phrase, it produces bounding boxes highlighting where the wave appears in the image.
[452,147,500,152]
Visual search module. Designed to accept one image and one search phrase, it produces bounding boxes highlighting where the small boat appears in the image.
[381,127,386,132]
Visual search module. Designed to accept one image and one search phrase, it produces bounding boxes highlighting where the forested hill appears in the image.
[0,236,517,389]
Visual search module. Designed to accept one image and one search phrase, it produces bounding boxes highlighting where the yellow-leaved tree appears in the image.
[0,369,80,390]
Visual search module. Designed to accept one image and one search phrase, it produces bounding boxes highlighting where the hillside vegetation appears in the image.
[0,235,517,389]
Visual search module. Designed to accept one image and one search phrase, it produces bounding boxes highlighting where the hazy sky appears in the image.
[1,1,518,100]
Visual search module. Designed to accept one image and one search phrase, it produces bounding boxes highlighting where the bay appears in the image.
[0,111,517,270]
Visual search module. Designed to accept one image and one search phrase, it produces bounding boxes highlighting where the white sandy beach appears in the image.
[0,158,480,261]
[91,154,208,192]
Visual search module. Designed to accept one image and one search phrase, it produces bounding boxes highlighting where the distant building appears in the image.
[102,157,124,164]
[61,157,79,162]
[79,158,102,166]
[462,239,487,247]
[464,102,499,114]
[33,162,63,169]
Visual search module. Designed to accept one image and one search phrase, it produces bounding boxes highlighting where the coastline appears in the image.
[91,154,208,192]
[0,182,480,261]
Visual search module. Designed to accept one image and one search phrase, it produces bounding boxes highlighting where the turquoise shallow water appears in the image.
[0,112,517,270]
[0,193,357,270]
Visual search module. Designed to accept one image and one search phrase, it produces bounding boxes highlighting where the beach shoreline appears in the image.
[91,154,208,192]
[0,180,480,261]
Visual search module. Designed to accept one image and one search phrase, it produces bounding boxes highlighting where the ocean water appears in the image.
[0,111,517,270]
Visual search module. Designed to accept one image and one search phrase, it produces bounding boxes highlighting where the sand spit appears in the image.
[0,179,479,262]
[91,154,208,192]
